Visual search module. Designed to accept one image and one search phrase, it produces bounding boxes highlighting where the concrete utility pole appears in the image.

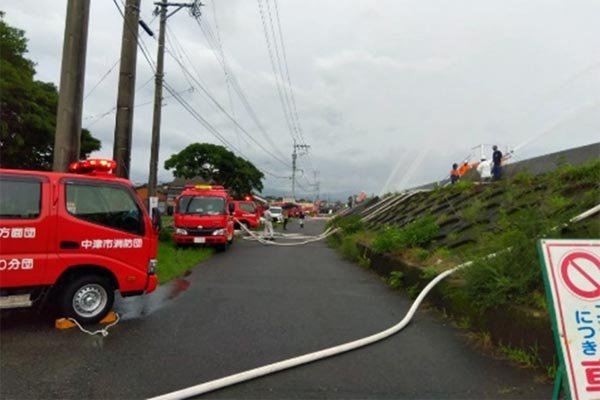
[53,0,91,172]
[313,170,320,201]
[148,0,203,197]
[291,140,310,201]
[113,0,141,178]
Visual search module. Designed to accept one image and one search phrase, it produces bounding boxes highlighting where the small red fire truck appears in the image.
[0,159,159,323]
[232,196,261,230]
[173,184,235,251]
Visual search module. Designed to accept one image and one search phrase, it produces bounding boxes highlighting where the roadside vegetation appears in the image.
[327,159,600,374]
[156,216,213,284]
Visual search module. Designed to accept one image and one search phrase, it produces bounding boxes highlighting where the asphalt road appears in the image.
[1,218,551,399]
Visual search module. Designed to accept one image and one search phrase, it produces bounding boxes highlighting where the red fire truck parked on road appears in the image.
[232,197,261,230]
[0,159,159,323]
[173,185,234,251]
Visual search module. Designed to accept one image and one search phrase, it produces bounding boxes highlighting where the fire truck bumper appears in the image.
[145,274,158,294]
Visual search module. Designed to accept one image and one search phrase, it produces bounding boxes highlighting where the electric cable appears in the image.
[256,0,297,144]
[197,19,290,164]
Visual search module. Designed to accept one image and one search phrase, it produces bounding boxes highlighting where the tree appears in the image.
[0,12,101,170]
[164,143,265,198]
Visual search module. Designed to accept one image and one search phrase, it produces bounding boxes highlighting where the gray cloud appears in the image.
[3,0,600,199]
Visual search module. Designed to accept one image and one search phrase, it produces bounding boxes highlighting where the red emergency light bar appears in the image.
[184,184,226,191]
[68,159,117,174]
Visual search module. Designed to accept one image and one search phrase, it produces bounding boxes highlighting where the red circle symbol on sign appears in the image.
[560,251,600,300]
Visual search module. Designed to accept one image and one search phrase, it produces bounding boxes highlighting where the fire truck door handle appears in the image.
[60,241,79,249]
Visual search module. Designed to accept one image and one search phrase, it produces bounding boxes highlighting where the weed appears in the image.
[421,265,440,280]
[513,170,534,186]
[413,248,430,262]
[456,316,471,330]
[546,362,558,380]
[358,251,371,269]
[461,199,483,224]
[388,271,404,289]
[558,158,600,183]
[406,284,420,299]
[339,235,360,262]
[334,215,365,234]
[372,216,439,254]
[544,194,571,214]
[499,343,541,369]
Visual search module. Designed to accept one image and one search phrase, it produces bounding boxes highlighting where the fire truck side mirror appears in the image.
[151,207,162,231]
[228,203,235,214]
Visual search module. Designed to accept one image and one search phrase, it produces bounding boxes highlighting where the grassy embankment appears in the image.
[327,159,600,375]
[156,216,213,283]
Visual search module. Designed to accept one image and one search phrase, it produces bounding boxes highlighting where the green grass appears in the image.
[157,241,213,284]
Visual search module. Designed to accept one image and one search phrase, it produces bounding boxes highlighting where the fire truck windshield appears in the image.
[179,196,225,216]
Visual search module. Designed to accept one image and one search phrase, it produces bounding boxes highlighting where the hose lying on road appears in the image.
[148,262,466,400]
[235,218,339,246]
[148,204,599,400]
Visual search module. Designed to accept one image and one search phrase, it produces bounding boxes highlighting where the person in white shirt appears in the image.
[262,206,275,240]
[476,157,492,182]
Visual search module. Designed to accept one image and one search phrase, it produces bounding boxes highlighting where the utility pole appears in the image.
[113,0,141,178]
[53,0,91,172]
[291,139,310,201]
[313,170,320,201]
[148,0,203,197]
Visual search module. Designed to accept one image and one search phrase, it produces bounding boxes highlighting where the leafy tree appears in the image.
[0,12,101,170]
[164,143,265,198]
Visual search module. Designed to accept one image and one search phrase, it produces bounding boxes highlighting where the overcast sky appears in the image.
[3,0,600,200]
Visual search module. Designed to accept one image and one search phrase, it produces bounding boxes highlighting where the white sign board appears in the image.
[539,239,600,400]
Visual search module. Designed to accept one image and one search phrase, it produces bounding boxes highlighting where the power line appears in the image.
[197,19,288,162]
[271,0,307,147]
[112,0,288,182]
[84,58,120,100]
[162,80,289,179]
[162,37,292,168]
[256,0,297,143]
[264,0,301,143]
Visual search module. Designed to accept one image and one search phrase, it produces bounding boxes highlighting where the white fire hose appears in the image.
[149,204,599,400]
[235,217,339,246]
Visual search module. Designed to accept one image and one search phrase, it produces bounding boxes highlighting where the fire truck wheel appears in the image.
[59,275,115,324]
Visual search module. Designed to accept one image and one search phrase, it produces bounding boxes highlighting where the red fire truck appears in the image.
[0,159,159,323]
[173,184,235,251]
[232,196,262,230]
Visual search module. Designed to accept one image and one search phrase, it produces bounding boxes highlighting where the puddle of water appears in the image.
[115,277,191,321]
[1,277,192,328]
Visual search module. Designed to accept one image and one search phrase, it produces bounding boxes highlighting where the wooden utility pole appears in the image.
[148,0,203,197]
[53,0,91,172]
[113,0,141,178]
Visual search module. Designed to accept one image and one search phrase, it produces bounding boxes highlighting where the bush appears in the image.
[339,235,360,262]
[335,215,365,234]
[460,207,549,311]
[372,216,439,254]
[558,159,600,183]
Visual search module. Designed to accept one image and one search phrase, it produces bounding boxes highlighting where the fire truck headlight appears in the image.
[175,228,188,235]
[212,228,226,236]
[148,259,157,275]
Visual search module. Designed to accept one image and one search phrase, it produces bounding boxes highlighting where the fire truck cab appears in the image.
[0,159,159,323]
[173,185,235,251]
[232,196,261,230]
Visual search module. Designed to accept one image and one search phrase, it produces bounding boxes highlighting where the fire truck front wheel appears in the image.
[59,275,115,324]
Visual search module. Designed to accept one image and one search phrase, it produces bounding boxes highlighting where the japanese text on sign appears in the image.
[0,227,37,239]
[0,258,34,271]
[539,240,600,400]
[80,238,143,249]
